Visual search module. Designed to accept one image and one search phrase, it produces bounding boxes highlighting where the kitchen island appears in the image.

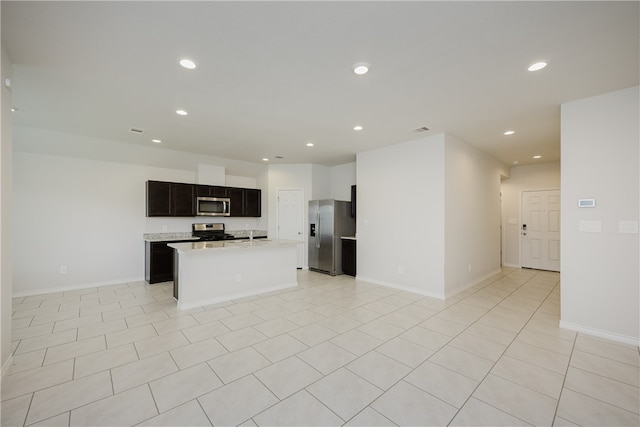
[168,239,298,310]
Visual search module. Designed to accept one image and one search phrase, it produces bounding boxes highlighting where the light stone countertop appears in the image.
[168,238,299,253]
[144,230,268,242]
[340,236,357,240]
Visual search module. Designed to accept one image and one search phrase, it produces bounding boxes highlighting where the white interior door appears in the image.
[521,190,561,271]
[277,189,305,268]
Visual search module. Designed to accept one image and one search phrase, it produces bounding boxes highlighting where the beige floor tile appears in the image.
[226,300,262,315]
[79,302,121,316]
[254,389,344,426]
[25,371,113,425]
[465,322,518,346]
[191,307,233,324]
[288,322,337,346]
[31,309,79,326]
[449,332,507,361]
[253,333,308,362]
[556,388,640,426]
[100,305,145,322]
[152,315,199,335]
[405,361,479,408]
[29,411,70,426]
[14,329,77,355]
[564,367,639,414]
[52,313,102,333]
[77,318,127,340]
[371,380,458,426]
[400,325,452,351]
[254,356,323,399]
[420,316,468,337]
[169,337,228,369]
[477,312,527,332]
[341,307,383,323]
[208,346,271,384]
[331,329,384,356]
[69,385,157,426]
[12,305,60,320]
[570,349,640,387]
[308,368,383,420]
[376,336,434,368]
[125,310,170,328]
[199,374,278,426]
[429,345,494,381]
[253,317,298,337]
[491,355,565,398]
[74,343,138,378]
[150,363,222,413]
[298,341,358,375]
[111,352,178,393]
[284,309,327,326]
[1,394,31,427]
[12,323,55,340]
[135,330,190,358]
[2,359,74,401]
[346,351,411,390]
[514,329,574,356]
[450,397,530,426]
[105,324,157,348]
[395,304,438,321]
[343,407,396,426]
[137,399,212,426]
[574,334,640,367]
[506,341,570,374]
[473,374,557,426]
[378,311,423,330]
[216,326,267,352]
[44,336,105,365]
[181,320,230,343]
[6,349,46,375]
[357,319,404,341]
[11,317,34,330]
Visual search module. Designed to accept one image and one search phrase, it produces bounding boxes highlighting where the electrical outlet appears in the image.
[60,265,68,274]
[235,273,242,282]
[398,265,404,275]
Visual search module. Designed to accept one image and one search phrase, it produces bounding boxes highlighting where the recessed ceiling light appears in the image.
[533,155,542,159]
[179,58,197,70]
[11,107,17,112]
[152,139,162,144]
[504,130,515,136]
[176,109,188,116]
[528,61,547,72]
[513,160,519,165]
[353,125,363,131]
[352,62,370,75]
[262,158,269,162]
[306,142,314,147]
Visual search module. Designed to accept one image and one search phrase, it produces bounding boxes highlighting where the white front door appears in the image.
[521,190,561,271]
[277,189,305,268]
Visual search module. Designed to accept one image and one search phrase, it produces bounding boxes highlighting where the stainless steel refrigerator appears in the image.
[308,199,355,275]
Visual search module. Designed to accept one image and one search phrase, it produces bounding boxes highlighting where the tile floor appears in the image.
[2,268,639,426]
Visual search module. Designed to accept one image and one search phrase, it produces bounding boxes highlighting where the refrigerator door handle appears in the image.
[316,211,321,248]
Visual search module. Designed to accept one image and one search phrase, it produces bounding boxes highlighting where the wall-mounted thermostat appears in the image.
[578,198,596,208]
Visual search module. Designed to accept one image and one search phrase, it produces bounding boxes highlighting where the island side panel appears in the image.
[175,244,297,310]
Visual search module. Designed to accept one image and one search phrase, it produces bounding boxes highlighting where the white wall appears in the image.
[444,134,506,296]
[560,86,639,345]
[357,135,446,297]
[330,162,356,201]
[1,46,14,373]
[501,162,561,267]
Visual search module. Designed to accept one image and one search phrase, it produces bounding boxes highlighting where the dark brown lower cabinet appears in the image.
[342,238,356,277]
[145,240,192,284]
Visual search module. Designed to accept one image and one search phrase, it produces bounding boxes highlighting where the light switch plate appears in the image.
[619,221,639,234]
[578,198,596,208]
[579,220,602,233]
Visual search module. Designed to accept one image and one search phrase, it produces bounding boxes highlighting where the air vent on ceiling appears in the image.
[411,126,430,133]
[274,155,284,159]
[130,127,145,134]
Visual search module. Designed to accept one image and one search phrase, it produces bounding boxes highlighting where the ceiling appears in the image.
[2,1,638,169]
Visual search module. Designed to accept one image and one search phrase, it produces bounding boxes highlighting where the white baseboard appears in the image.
[12,276,145,298]
[355,275,445,300]
[1,355,13,380]
[178,281,298,311]
[444,268,503,299]
[502,263,520,268]
[559,320,640,347]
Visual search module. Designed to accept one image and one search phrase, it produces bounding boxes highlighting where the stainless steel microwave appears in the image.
[196,197,231,216]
